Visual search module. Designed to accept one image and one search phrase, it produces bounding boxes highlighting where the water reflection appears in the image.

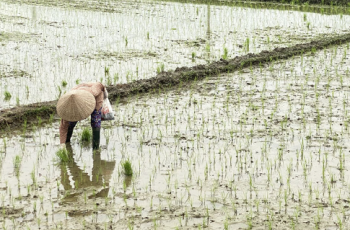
[60,143,116,200]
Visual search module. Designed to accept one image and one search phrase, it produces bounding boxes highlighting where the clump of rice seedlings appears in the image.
[244,38,250,52]
[191,52,196,61]
[81,127,92,142]
[104,66,110,76]
[56,148,72,163]
[113,73,119,84]
[61,80,67,87]
[222,47,228,60]
[156,63,165,74]
[121,160,133,176]
[4,91,11,101]
[57,86,62,98]
[106,74,112,86]
[205,43,210,53]
[311,47,317,55]
[13,155,21,169]
[13,155,22,177]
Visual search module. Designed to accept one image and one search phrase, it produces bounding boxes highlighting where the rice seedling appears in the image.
[2,2,350,230]
[222,47,228,60]
[55,148,72,163]
[81,127,92,142]
[191,52,196,61]
[61,80,67,87]
[156,63,165,74]
[104,67,110,76]
[4,91,11,101]
[121,160,133,176]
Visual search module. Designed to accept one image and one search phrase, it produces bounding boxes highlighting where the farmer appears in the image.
[57,82,106,150]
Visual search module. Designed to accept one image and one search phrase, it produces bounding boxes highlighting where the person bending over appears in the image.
[57,82,106,150]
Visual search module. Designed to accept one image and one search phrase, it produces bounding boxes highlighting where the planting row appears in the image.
[0,41,350,229]
[1,0,350,109]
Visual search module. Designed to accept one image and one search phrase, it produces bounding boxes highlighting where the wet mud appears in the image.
[3,0,350,15]
[1,1,350,229]
[80,50,159,61]
[2,32,350,134]
[1,40,350,229]
[2,0,349,109]
[0,102,56,134]
[161,0,350,15]
[0,69,32,79]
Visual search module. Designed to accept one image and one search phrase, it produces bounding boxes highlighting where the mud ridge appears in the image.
[1,33,350,133]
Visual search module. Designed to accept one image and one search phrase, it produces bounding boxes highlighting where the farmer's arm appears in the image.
[90,82,105,97]
[73,82,105,97]
[59,119,69,144]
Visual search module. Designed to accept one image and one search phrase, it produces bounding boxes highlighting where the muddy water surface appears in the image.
[1,41,350,229]
[0,0,350,109]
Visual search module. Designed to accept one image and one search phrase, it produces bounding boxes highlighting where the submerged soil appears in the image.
[2,32,350,134]
[1,40,350,229]
[1,0,350,109]
[166,0,350,14]
[1,1,350,229]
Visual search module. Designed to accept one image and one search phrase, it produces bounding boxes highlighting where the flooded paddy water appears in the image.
[1,0,350,229]
[1,0,350,109]
[2,40,350,229]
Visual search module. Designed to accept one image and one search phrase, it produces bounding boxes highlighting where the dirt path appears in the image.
[1,32,350,133]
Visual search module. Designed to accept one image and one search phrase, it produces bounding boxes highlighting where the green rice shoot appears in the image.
[122,160,133,176]
[56,148,72,163]
[81,127,92,142]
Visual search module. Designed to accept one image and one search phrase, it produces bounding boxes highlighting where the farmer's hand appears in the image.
[103,88,108,99]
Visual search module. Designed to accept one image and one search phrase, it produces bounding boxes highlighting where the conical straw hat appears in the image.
[57,90,95,122]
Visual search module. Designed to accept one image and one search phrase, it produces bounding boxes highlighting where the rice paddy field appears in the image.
[1,0,350,109]
[1,0,350,229]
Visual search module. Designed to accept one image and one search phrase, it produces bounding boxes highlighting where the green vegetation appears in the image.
[121,160,133,176]
[56,148,72,163]
[2,2,350,229]
[81,127,92,142]
[191,52,196,60]
[4,91,11,101]
[157,63,165,74]
[222,47,228,60]
[61,80,67,87]
[13,155,22,177]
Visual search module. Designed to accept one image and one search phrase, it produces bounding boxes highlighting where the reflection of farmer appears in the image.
[57,82,106,149]
[60,144,116,198]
